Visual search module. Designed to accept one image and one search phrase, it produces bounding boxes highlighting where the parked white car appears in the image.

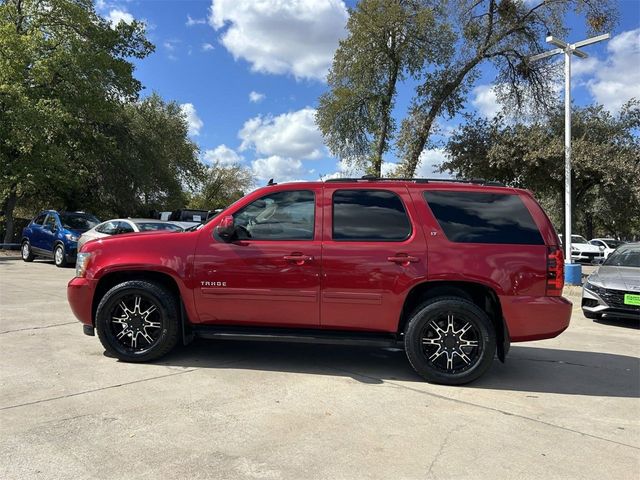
[78,218,183,250]
[588,238,626,259]
[559,234,604,264]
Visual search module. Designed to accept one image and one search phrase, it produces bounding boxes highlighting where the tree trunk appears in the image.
[398,61,481,178]
[372,60,400,177]
[2,189,18,247]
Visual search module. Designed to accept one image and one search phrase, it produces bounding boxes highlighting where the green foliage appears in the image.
[0,0,206,242]
[316,0,452,176]
[442,101,640,239]
[317,0,618,178]
[189,163,255,211]
[396,0,617,176]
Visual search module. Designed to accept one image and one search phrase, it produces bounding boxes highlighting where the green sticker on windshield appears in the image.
[624,294,640,306]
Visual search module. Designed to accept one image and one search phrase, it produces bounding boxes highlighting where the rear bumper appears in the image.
[67,277,95,326]
[500,295,572,342]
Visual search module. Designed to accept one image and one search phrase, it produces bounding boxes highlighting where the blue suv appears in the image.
[21,211,100,267]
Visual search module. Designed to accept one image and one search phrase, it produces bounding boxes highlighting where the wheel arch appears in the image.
[92,270,190,343]
[398,280,509,362]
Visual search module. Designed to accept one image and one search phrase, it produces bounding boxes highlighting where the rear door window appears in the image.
[332,190,411,241]
[423,191,544,245]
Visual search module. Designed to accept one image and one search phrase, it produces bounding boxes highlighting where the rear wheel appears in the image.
[21,241,34,262]
[53,244,67,268]
[404,296,496,385]
[96,280,179,362]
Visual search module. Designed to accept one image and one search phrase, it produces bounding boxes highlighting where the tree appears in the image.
[316,0,452,176]
[189,163,255,211]
[80,94,205,219]
[0,0,152,243]
[317,0,617,178]
[396,0,617,176]
[441,100,640,239]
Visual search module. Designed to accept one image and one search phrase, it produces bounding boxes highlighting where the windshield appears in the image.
[60,213,100,231]
[571,235,588,244]
[135,222,183,232]
[604,245,640,267]
[604,240,623,248]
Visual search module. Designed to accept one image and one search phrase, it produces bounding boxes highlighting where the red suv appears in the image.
[68,178,571,385]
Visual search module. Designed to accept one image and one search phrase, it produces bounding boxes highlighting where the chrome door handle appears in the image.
[283,254,313,265]
[387,255,420,265]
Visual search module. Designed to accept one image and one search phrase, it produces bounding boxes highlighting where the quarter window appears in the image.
[233,190,315,240]
[96,221,118,235]
[423,191,544,245]
[33,213,47,225]
[332,190,411,241]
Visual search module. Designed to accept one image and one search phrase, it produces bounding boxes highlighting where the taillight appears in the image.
[546,246,564,296]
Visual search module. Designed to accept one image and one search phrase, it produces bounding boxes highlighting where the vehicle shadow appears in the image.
[594,317,639,330]
[153,340,639,398]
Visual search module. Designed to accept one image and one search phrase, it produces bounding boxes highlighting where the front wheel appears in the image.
[96,280,180,362]
[404,296,496,385]
[53,244,68,267]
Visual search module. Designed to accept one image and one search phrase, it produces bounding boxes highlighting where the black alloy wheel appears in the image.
[96,280,179,362]
[404,296,496,385]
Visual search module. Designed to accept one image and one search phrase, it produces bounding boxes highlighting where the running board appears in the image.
[191,326,402,348]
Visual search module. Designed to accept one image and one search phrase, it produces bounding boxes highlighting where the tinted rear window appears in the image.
[423,191,543,245]
[333,190,411,241]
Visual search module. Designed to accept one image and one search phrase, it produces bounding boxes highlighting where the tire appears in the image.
[21,241,35,262]
[404,296,496,385]
[53,243,67,268]
[96,280,179,362]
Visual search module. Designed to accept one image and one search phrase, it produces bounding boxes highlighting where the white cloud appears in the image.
[186,15,207,26]
[203,145,243,166]
[202,43,215,52]
[251,156,306,182]
[416,149,453,179]
[106,8,134,27]
[180,103,204,136]
[239,107,324,160]
[163,40,177,51]
[208,0,348,80]
[586,29,640,113]
[249,91,265,103]
[471,85,501,118]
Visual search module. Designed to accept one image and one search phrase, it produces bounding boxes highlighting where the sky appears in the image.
[95,0,640,184]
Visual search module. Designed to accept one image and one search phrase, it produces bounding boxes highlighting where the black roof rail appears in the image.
[324,175,505,187]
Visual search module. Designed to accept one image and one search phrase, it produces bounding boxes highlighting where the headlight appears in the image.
[75,252,92,278]
[65,233,79,242]
[584,281,605,295]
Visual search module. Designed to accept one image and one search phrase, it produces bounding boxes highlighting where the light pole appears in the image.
[529,33,609,283]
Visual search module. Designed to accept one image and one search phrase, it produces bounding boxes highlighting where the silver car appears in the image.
[78,218,183,250]
[582,243,640,321]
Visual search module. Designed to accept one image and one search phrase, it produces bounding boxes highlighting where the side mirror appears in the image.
[215,215,235,241]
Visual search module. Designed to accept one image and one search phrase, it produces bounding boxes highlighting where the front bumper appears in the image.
[500,295,572,342]
[67,277,95,326]
[582,287,640,320]
[571,252,603,264]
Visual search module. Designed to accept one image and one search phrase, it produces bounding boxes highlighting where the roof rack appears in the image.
[324,175,505,187]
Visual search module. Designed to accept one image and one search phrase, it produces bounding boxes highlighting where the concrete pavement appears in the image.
[1,259,638,479]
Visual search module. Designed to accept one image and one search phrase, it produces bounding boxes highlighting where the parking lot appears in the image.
[0,258,638,480]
